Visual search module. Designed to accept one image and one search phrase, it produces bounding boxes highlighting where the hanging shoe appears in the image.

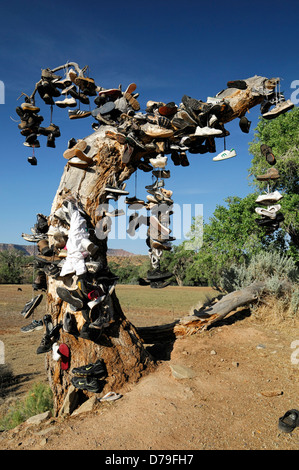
[239,116,251,133]
[27,156,37,166]
[121,143,134,164]
[68,87,90,105]
[68,109,91,120]
[32,270,47,291]
[255,204,281,219]
[213,149,236,161]
[260,144,276,165]
[194,126,222,137]
[46,133,56,148]
[149,154,168,168]
[256,167,280,180]
[21,102,40,113]
[55,97,77,108]
[255,190,283,205]
[74,75,97,95]
[227,80,247,90]
[262,99,294,120]
[56,286,84,310]
[38,123,61,137]
[21,294,43,319]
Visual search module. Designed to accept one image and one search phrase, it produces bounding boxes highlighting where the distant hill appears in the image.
[0,243,139,258]
[0,244,36,256]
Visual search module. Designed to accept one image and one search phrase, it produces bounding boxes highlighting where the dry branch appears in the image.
[137,281,266,343]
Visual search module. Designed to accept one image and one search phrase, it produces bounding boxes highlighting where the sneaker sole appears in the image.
[22,295,43,319]
[63,141,88,159]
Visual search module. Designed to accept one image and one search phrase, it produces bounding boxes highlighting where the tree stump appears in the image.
[44,127,154,415]
[38,74,280,415]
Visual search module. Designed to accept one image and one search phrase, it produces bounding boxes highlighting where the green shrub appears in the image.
[0,382,53,431]
[290,287,299,315]
[221,250,299,293]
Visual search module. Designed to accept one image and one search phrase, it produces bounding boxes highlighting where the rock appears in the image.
[72,396,97,416]
[210,350,217,355]
[232,361,239,367]
[39,437,48,447]
[170,364,195,379]
[58,385,79,416]
[26,410,52,426]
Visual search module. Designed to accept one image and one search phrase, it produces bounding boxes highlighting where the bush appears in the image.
[221,250,299,293]
[0,382,53,431]
[290,287,299,315]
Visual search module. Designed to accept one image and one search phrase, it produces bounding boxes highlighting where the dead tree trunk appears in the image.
[137,281,267,342]
[42,74,279,415]
[45,127,154,415]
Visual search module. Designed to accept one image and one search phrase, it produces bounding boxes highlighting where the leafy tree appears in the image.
[0,250,30,284]
[182,193,287,287]
[160,244,195,286]
[162,107,299,287]
[248,107,299,262]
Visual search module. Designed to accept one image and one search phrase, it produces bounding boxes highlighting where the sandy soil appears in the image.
[0,285,299,451]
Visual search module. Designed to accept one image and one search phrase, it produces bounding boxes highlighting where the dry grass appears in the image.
[249,294,299,331]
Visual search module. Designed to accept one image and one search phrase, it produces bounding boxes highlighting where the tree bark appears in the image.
[42,75,279,415]
[45,127,154,415]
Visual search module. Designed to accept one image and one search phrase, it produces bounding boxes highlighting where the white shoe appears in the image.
[81,238,99,257]
[55,97,77,108]
[143,123,174,138]
[262,99,294,119]
[255,190,283,204]
[213,149,236,161]
[255,204,281,219]
[67,156,90,169]
[149,154,168,168]
[206,96,225,105]
[208,115,218,127]
[52,343,61,361]
[195,126,223,137]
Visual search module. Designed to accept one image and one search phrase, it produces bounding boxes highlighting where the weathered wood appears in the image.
[216,76,278,122]
[136,282,266,343]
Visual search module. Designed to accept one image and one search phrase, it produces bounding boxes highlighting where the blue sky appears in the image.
[0,0,298,254]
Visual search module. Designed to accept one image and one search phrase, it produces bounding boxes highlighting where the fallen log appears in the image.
[137,281,266,343]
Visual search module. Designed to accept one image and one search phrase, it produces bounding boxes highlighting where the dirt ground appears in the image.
[0,284,299,451]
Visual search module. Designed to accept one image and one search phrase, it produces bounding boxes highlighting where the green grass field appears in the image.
[115,284,220,326]
[0,284,220,329]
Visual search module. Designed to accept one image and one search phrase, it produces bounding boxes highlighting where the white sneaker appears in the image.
[208,115,218,127]
[67,156,90,169]
[262,99,294,119]
[195,126,223,137]
[55,97,77,108]
[255,204,281,219]
[213,149,236,161]
[206,96,225,105]
[149,154,168,168]
[255,190,283,204]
